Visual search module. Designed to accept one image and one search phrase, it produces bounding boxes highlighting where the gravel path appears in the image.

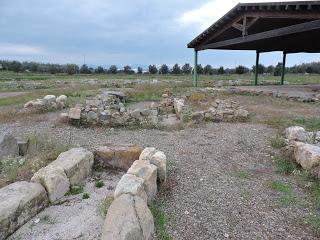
[0,119,316,239]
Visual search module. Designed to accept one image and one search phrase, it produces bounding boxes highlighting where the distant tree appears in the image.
[235,65,249,74]
[80,64,90,74]
[123,65,134,74]
[108,65,118,74]
[95,66,105,74]
[217,66,225,75]
[66,64,78,75]
[148,65,158,74]
[266,65,275,74]
[181,63,192,74]
[196,64,203,74]
[137,67,143,74]
[252,64,265,74]
[274,62,283,76]
[11,61,22,73]
[171,64,181,74]
[159,64,169,74]
[203,65,213,75]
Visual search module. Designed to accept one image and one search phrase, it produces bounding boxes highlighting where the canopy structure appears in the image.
[187,1,320,86]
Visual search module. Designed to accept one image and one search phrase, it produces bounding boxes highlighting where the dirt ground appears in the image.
[2,87,320,239]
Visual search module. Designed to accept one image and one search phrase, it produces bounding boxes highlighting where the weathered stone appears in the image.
[101,194,154,240]
[87,111,98,123]
[18,140,29,156]
[139,147,157,161]
[173,98,185,118]
[43,95,56,103]
[31,165,70,203]
[159,114,182,129]
[131,109,142,119]
[0,181,48,240]
[234,109,249,119]
[94,144,143,171]
[191,111,204,123]
[114,174,148,203]
[102,91,127,102]
[52,148,94,185]
[150,151,167,182]
[56,95,67,108]
[127,160,157,204]
[69,107,81,120]
[285,126,308,142]
[59,112,69,122]
[0,133,18,160]
[293,141,320,170]
[24,99,46,109]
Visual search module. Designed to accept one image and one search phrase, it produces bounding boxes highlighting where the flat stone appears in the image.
[94,144,143,171]
[285,126,308,142]
[101,194,154,240]
[31,165,70,203]
[0,133,18,160]
[114,174,148,203]
[52,148,94,185]
[127,160,157,204]
[69,108,81,120]
[0,181,48,239]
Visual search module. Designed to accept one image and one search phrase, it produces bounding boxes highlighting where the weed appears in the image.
[236,170,251,179]
[95,180,105,188]
[98,197,113,217]
[270,135,286,149]
[299,215,320,238]
[275,157,296,175]
[271,181,291,193]
[41,215,56,224]
[66,185,84,196]
[150,203,172,240]
[83,193,90,199]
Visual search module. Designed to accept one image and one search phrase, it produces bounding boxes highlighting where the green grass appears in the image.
[98,197,113,217]
[236,170,252,179]
[150,203,172,240]
[275,157,296,175]
[264,116,320,132]
[270,135,286,149]
[271,181,291,193]
[66,185,84,195]
[95,180,105,188]
[82,193,90,199]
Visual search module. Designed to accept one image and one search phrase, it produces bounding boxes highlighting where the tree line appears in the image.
[1,60,320,75]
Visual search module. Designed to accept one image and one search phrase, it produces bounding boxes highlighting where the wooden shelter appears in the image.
[187,1,320,86]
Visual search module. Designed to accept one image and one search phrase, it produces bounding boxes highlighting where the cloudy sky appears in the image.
[1,0,319,68]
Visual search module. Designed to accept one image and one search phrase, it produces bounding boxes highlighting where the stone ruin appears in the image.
[61,89,249,129]
[24,95,68,111]
[284,126,320,178]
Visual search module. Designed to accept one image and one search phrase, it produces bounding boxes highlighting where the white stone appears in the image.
[56,95,67,103]
[150,151,167,182]
[101,194,154,240]
[285,126,308,142]
[43,95,56,103]
[52,148,94,185]
[0,181,48,239]
[234,109,249,118]
[139,147,157,161]
[173,98,185,117]
[31,165,70,203]
[114,174,148,203]
[127,160,157,204]
[293,141,320,170]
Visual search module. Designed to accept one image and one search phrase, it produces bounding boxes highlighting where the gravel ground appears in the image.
[0,118,317,239]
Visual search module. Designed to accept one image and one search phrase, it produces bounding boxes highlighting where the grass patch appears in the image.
[299,215,320,238]
[275,157,296,175]
[150,203,172,240]
[271,181,291,193]
[98,197,113,217]
[236,170,252,179]
[82,193,90,199]
[271,135,286,149]
[95,180,105,188]
[263,116,320,132]
[66,185,84,196]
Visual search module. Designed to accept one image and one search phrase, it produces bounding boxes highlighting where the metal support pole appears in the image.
[281,52,286,85]
[255,51,259,86]
[193,50,198,87]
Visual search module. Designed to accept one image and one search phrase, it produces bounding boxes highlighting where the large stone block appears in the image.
[31,165,70,203]
[293,141,320,170]
[127,160,157,204]
[114,174,147,203]
[0,181,48,240]
[69,107,81,120]
[150,151,167,183]
[94,144,143,171]
[52,147,94,185]
[0,133,18,161]
[101,194,154,240]
[285,126,309,142]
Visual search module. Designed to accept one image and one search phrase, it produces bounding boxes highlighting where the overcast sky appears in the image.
[1,0,319,68]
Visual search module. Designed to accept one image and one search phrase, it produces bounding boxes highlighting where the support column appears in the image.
[255,51,259,86]
[193,50,198,87]
[281,52,287,85]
